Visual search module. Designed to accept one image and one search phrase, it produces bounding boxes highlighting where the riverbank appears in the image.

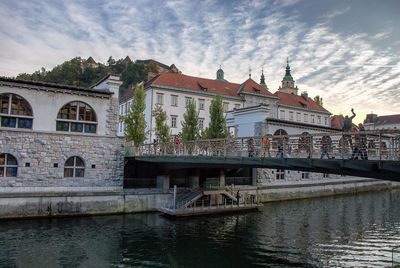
[0,178,399,219]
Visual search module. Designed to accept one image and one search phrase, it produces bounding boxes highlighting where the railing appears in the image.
[126,130,400,161]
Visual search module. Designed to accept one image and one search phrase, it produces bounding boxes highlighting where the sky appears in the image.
[0,0,399,123]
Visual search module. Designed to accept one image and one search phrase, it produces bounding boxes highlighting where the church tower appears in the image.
[279,58,298,95]
[216,66,225,81]
[260,68,268,88]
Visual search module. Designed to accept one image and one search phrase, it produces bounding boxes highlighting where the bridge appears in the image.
[125,130,400,181]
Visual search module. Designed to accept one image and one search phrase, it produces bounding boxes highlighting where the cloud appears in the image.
[0,0,399,123]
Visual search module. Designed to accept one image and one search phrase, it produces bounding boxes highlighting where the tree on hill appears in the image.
[15,56,146,91]
[123,84,146,144]
[206,95,227,139]
[314,95,323,106]
[181,99,199,141]
[153,105,170,143]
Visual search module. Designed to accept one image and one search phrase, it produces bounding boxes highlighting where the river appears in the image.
[1,189,400,267]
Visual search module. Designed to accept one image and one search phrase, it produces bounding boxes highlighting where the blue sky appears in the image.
[0,0,399,122]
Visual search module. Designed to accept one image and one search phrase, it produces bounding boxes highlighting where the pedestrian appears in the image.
[175,135,182,155]
[320,136,330,159]
[358,123,368,160]
[247,138,255,157]
[342,108,356,150]
[276,144,284,159]
[262,134,271,157]
[236,190,240,206]
[287,145,292,158]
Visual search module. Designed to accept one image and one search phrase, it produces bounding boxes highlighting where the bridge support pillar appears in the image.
[252,168,257,186]
[219,169,225,188]
[157,175,170,190]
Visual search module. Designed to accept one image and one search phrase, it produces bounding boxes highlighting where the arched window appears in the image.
[272,129,288,148]
[64,156,85,177]
[0,93,33,129]
[299,132,312,152]
[56,101,97,133]
[0,153,18,177]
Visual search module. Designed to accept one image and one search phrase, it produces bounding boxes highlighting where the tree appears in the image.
[181,99,199,141]
[123,84,146,144]
[314,95,323,106]
[153,105,170,143]
[206,95,227,139]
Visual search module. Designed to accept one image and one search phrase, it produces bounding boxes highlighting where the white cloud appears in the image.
[0,0,399,123]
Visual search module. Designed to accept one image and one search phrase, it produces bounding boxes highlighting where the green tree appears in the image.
[153,105,170,143]
[123,84,146,144]
[181,99,199,141]
[206,95,227,139]
[314,95,323,106]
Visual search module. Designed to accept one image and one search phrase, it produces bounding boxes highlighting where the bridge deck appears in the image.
[126,156,400,181]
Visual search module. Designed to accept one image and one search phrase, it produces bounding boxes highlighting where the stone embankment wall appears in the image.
[0,130,124,188]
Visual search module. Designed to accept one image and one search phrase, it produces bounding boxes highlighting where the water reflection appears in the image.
[0,190,399,267]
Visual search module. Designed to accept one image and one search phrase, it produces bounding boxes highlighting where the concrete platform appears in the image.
[158,203,263,217]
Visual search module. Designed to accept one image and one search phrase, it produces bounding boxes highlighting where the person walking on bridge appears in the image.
[262,134,271,157]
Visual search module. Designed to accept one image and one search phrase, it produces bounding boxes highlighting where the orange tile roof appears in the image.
[331,115,344,130]
[151,72,241,97]
[238,78,276,97]
[274,91,330,113]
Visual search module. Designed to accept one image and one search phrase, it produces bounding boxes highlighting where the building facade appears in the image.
[0,75,124,190]
[364,113,400,130]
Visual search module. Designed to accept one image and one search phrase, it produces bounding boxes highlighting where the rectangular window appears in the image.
[124,103,127,115]
[304,113,308,122]
[185,97,192,107]
[70,122,83,132]
[119,105,123,115]
[223,102,229,112]
[323,173,329,178]
[301,172,309,179]
[199,99,205,110]
[280,110,285,120]
[276,169,285,180]
[17,118,33,129]
[289,111,294,121]
[296,112,301,122]
[84,124,97,133]
[317,116,321,124]
[1,117,16,128]
[56,121,69,131]
[234,104,241,109]
[156,93,164,105]
[324,116,328,125]
[171,95,178,107]
[199,118,204,130]
[171,115,177,128]
[311,115,315,123]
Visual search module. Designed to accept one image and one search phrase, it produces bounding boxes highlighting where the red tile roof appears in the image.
[274,91,330,113]
[150,72,276,98]
[331,115,344,130]
[238,78,276,97]
[375,114,400,125]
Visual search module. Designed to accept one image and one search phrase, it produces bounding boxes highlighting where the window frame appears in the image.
[0,153,18,178]
[156,93,164,105]
[198,99,205,110]
[64,156,85,178]
[171,115,177,128]
[0,93,33,130]
[171,95,178,107]
[199,118,204,130]
[56,101,97,134]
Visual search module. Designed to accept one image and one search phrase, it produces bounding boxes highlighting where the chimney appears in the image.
[301,91,308,99]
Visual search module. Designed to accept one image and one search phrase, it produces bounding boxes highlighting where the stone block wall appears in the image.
[257,168,339,185]
[0,130,124,188]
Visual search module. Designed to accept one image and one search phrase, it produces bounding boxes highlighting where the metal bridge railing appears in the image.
[126,130,400,161]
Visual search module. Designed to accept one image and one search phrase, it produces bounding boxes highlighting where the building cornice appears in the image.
[278,103,331,115]
[0,79,112,99]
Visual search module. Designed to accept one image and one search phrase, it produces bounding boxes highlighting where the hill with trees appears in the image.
[14,56,162,94]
